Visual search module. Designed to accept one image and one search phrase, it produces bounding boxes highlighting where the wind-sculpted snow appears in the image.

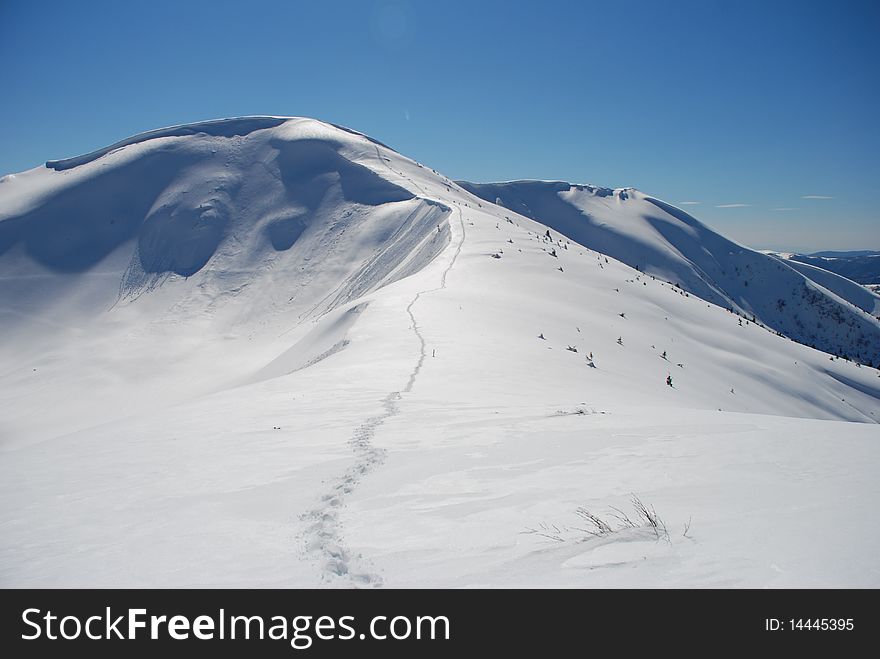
[460,180,880,365]
[0,118,439,306]
[0,116,450,443]
[1,117,879,589]
[271,138,414,207]
[0,151,192,271]
[45,116,290,171]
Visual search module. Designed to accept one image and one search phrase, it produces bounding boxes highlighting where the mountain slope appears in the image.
[1,117,879,588]
[0,117,451,441]
[1,116,448,300]
[458,181,880,364]
[771,255,880,317]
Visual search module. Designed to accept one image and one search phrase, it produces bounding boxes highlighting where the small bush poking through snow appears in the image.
[524,495,675,544]
[576,495,669,542]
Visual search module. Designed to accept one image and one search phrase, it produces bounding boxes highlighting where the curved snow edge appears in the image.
[45,116,292,171]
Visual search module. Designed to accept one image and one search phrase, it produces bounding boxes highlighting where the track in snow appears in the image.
[300,205,466,586]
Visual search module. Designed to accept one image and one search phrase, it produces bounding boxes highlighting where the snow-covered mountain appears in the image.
[770,255,880,318]
[458,181,880,363]
[776,250,880,286]
[0,117,451,441]
[1,117,878,588]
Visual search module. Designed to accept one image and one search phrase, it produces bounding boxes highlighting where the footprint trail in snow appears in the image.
[300,205,466,586]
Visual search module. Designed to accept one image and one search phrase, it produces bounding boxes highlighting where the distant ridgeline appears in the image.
[459,181,880,367]
[785,251,880,286]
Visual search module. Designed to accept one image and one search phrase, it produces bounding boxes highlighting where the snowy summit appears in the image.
[1,116,878,588]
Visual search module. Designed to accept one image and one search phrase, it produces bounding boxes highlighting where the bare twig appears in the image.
[521,522,565,542]
[609,505,637,529]
[574,507,613,535]
[527,496,681,545]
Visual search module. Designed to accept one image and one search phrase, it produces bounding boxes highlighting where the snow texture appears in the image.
[1,117,878,588]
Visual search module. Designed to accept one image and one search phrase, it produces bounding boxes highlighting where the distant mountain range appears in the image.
[769,251,880,285]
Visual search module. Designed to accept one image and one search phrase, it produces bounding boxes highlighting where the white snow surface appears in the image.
[1,117,878,588]
[459,181,880,364]
[772,256,880,316]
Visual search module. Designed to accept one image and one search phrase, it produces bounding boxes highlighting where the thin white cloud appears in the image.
[802,195,833,199]
[716,203,751,208]
[678,201,701,205]
[773,207,797,211]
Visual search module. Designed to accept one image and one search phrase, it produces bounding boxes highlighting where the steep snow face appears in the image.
[0,117,447,297]
[0,117,451,442]
[458,181,880,364]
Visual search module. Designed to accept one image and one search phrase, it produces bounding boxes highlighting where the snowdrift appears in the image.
[0,117,451,442]
[0,117,448,304]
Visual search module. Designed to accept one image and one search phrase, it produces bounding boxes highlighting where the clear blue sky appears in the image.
[1,0,877,252]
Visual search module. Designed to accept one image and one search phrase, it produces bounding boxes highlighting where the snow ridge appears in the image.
[459,180,880,365]
[405,207,466,393]
[45,116,290,171]
[301,199,466,586]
